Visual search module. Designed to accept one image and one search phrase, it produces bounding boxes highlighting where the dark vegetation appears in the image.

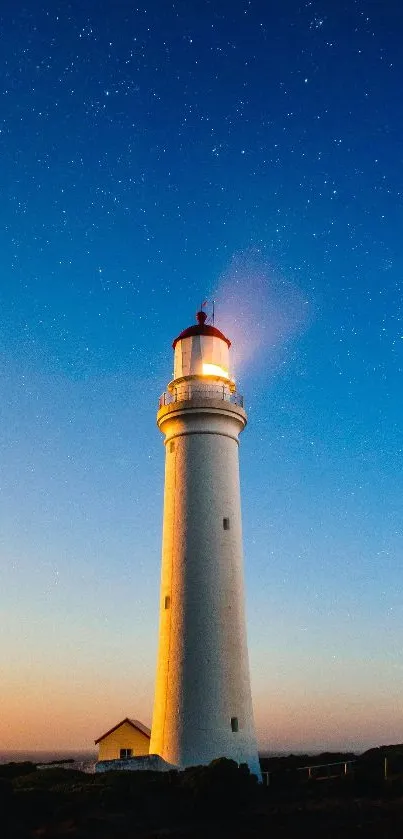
[1,745,403,838]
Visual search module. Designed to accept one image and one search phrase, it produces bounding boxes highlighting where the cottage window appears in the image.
[120,748,133,759]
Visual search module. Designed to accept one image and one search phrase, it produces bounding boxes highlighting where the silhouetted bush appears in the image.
[13,788,61,829]
[0,761,36,780]
[180,757,257,816]
[0,777,13,828]
[13,767,86,789]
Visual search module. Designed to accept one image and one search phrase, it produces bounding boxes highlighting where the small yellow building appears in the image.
[95,718,151,762]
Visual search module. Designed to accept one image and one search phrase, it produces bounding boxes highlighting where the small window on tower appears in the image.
[231,717,239,732]
[164,596,171,609]
[169,441,175,453]
[223,517,230,530]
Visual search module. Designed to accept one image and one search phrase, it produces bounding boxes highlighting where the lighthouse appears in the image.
[150,309,261,778]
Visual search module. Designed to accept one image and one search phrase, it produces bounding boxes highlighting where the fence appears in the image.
[261,759,357,786]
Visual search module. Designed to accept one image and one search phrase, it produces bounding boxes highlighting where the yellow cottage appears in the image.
[95,718,151,762]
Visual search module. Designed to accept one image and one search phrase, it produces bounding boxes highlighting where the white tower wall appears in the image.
[150,324,261,779]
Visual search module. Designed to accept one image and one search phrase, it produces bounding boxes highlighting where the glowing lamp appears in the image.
[202,362,229,378]
[172,310,231,381]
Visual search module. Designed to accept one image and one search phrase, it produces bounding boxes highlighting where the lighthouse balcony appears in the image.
[159,385,244,409]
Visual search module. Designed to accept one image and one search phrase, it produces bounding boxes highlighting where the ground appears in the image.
[2,747,403,838]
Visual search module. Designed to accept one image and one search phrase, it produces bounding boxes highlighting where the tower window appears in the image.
[169,441,175,453]
[120,748,133,759]
[223,517,230,530]
[164,596,171,609]
[231,717,239,732]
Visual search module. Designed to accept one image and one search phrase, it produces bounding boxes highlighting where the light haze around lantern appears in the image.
[213,251,310,380]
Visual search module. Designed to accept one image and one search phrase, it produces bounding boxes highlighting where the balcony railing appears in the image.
[159,386,244,409]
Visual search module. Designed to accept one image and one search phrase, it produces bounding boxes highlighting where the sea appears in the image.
[0,751,97,773]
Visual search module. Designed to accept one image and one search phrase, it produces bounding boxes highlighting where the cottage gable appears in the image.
[95,717,151,762]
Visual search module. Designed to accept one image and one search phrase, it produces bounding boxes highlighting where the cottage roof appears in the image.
[95,717,151,744]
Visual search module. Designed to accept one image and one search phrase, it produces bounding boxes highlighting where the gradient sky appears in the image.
[1,0,403,754]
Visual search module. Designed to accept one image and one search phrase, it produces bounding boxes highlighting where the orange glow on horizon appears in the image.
[2,679,402,753]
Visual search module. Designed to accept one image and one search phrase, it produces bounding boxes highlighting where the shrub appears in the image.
[180,757,257,816]
[0,777,13,817]
[0,761,36,780]
[13,767,86,789]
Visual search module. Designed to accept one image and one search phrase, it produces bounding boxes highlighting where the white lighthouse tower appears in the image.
[150,309,261,778]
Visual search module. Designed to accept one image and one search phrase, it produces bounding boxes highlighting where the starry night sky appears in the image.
[1,0,403,753]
